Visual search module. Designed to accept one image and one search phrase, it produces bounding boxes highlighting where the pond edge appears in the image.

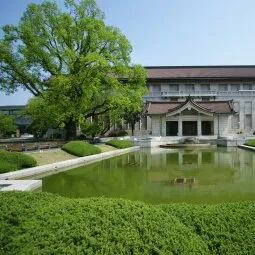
[0,146,140,191]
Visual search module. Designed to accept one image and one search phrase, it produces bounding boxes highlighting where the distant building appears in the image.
[0,105,32,134]
[143,65,255,137]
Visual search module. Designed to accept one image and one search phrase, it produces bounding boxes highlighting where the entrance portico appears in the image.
[146,97,235,137]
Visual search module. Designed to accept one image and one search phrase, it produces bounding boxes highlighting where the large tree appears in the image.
[0,0,147,139]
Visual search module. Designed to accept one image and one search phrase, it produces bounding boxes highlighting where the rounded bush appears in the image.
[0,160,17,173]
[105,139,135,149]
[62,141,101,157]
[0,149,37,173]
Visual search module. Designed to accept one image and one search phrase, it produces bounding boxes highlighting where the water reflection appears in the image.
[42,147,255,204]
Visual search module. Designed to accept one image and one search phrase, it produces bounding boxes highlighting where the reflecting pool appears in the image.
[42,147,255,204]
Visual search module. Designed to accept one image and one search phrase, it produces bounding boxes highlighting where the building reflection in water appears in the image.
[142,147,255,184]
[42,147,255,204]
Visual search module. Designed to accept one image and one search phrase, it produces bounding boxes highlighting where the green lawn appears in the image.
[29,144,116,166]
[29,149,78,166]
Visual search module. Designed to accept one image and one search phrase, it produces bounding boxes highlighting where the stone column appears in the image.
[252,102,255,129]
[239,100,245,130]
[197,116,202,136]
[178,117,183,136]
[159,116,162,136]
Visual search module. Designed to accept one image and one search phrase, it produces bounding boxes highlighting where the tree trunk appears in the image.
[131,123,135,136]
[65,120,77,140]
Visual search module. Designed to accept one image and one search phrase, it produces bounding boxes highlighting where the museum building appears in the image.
[143,66,255,137]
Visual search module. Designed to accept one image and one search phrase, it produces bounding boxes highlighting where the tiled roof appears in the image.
[146,100,234,115]
[146,66,255,79]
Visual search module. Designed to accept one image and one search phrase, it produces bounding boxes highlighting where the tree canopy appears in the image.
[0,0,147,138]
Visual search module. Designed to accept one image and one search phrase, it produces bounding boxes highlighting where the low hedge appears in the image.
[0,150,37,173]
[105,139,135,149]
[1,192,255,254]
[62,141,101,157]
[244,139,255,147]
[0,192,207,254]
[160,202,255,255]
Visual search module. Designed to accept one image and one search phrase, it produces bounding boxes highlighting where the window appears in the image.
[243,84,252,90]
[245,115,252,129]
[151,85,161,92]
[169,84,179,92]
[185,84,194,92]
[218,84,228,91]
[231,84,240,91]
[245,102,252,114]
[200,84,210,91]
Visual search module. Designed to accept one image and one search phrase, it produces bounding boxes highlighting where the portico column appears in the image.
[178,117,182,136]
[197,116,201,136]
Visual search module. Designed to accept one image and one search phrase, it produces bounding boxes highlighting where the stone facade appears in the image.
[142,66,255,137]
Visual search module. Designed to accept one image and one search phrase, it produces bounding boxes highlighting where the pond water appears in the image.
[42,147,255,204]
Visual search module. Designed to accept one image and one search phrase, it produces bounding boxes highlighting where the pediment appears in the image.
[166,100,213,117]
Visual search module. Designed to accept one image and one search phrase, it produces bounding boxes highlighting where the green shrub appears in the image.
[105,139,135,149]
[0,159,17,173]
[2,192,255,254]
[0,150,37,173]
[0,192,208,254]
[107,130,128,137]
[62,141,101,157]
[160,202,255,255]
[244,139,255,147]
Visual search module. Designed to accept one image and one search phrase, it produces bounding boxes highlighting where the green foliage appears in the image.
[0,192,208,254]
[106,139,134,148]
[0,149,37,173]
[0,114,17,138]
[160,202,255,254]
[123,109,142,136]
[244,139,255,147]
[62,141,101,157]
[107,130,128,137]
[0,0,147,139]
[80,122,102,138]
[2,192,255,254]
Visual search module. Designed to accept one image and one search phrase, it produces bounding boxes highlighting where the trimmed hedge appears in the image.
[62,141,101,157]
[244,139,255,147]
[105,139,135,149]
[0,150,37,173]
[160,202,255,255]
[0,192,207,254]
[1,192,255,254]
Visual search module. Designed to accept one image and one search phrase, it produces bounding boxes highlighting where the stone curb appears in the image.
[0,180,42,191]
[238,144,255,151]
[0,146,140,181]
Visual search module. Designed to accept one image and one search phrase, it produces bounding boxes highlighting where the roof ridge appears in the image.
[145,65,255,69]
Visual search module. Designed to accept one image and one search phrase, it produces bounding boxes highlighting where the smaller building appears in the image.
[146,96,235,137]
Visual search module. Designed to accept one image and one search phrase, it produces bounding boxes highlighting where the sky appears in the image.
[1,0,255,105]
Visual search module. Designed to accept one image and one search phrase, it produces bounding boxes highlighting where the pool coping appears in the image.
[238,144,255,151]
[0,146,140,191]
